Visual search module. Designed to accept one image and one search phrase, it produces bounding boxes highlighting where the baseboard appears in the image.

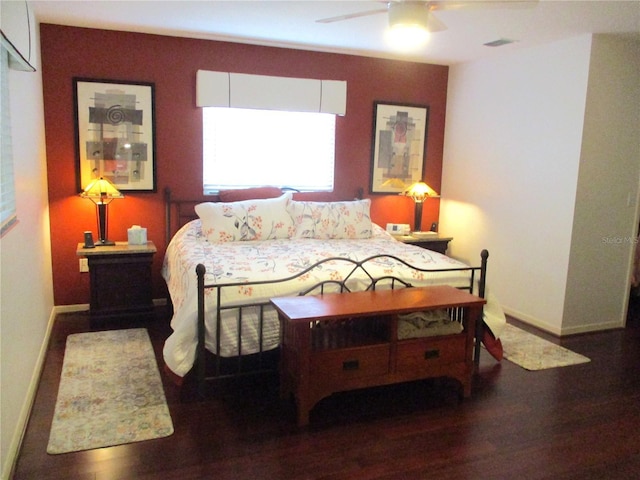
[558,320,624,336]
[502,306,562,336]
[3,307,57,480]
[502,305,625,337]
[53,303,89,314]
[53,298,168,317]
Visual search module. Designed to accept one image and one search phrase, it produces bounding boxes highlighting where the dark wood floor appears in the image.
[12,303,640,480]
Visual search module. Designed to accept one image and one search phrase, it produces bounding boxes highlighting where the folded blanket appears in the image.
[397,309,463,339]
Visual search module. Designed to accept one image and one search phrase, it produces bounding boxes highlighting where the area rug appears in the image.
[500,323,591,371]
[47,328,174,454]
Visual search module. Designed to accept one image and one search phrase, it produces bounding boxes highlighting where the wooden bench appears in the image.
[271,285,486,426]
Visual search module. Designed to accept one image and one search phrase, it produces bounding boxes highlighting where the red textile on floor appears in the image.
[482,328,503,361]
[163,363,184,386]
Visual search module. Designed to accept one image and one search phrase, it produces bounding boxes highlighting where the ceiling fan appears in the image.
[316,1,537,34]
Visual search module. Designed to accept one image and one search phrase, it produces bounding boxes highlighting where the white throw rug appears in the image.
[500,323,591,371]
[47,328,174,454]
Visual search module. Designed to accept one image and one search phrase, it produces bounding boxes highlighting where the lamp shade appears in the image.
[402,181,439,203]
[80,177,124,204]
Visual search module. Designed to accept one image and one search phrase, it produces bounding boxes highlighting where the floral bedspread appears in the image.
[162,221,482,377]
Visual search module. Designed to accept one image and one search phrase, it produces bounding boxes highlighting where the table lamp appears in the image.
[80,177,124,246]
[402,181,439,233]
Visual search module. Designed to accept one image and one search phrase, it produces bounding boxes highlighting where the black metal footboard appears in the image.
[193,250,489,397]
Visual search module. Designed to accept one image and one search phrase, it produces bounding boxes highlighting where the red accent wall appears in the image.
[40,24,448,306]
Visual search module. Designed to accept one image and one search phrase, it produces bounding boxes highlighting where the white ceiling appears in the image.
[30,0,640,65]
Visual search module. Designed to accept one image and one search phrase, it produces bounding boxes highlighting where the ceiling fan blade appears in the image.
[428,0,538,11]
[427,13,448,32]
[316,7,388,24]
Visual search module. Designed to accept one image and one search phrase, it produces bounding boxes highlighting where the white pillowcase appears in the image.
[287,199,373,239]
[195,192,293,243]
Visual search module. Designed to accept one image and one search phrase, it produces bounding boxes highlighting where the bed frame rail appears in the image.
[194,250,489,397]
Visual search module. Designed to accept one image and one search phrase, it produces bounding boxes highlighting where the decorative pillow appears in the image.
[195,192,293,243]
[218,186,283,202]
[287,199,373,239]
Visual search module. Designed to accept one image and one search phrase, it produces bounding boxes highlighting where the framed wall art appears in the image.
[370,101,429,194]
[74,78,156,192]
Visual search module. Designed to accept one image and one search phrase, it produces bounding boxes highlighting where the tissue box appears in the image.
[127,226,147,245]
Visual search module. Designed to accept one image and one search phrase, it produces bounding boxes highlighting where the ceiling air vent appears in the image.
[483,38,516,47]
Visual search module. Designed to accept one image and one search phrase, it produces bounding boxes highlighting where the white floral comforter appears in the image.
[162,221,490,377]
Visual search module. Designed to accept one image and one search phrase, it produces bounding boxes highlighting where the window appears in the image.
[202,107,335,195]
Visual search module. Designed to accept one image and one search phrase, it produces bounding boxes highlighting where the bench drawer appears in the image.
[396,335,466,371]
[310,345,390,380]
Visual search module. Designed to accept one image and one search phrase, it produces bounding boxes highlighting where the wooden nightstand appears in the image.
[393,234,453,255]
[77,241,157,326]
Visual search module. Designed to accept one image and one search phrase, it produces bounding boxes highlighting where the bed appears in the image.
[162,188,505,395]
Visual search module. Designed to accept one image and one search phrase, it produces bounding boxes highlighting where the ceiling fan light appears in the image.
[387,24,430,49]
[386,1,431,49]
[388,1,429,30]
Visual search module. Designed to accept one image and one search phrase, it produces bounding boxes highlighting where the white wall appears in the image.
[563,35,640,333]
[0,16,53,480]
[440,35,594,334]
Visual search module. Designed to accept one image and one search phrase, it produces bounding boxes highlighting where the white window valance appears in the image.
[196,70,347,116]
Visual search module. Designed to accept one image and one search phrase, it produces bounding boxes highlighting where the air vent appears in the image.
[483,38,516,47]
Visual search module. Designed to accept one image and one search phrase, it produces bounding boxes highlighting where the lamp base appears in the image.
[95,239,116,247]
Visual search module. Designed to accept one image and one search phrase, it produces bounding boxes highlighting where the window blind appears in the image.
[202,107,335,194]
[0,46,18,236]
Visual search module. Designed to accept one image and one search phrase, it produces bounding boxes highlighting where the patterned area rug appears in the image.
[47,328,174,454]
[501,323,591,371]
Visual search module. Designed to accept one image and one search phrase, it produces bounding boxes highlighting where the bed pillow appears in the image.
[287,199,373,239]
[218,186,283,202]
[195,192,293,243]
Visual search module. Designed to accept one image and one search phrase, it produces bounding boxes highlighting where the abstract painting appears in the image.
[370,101,428,194]
[74,78,156,192]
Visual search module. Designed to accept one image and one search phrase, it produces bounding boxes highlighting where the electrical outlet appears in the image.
[79,258,89,273]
